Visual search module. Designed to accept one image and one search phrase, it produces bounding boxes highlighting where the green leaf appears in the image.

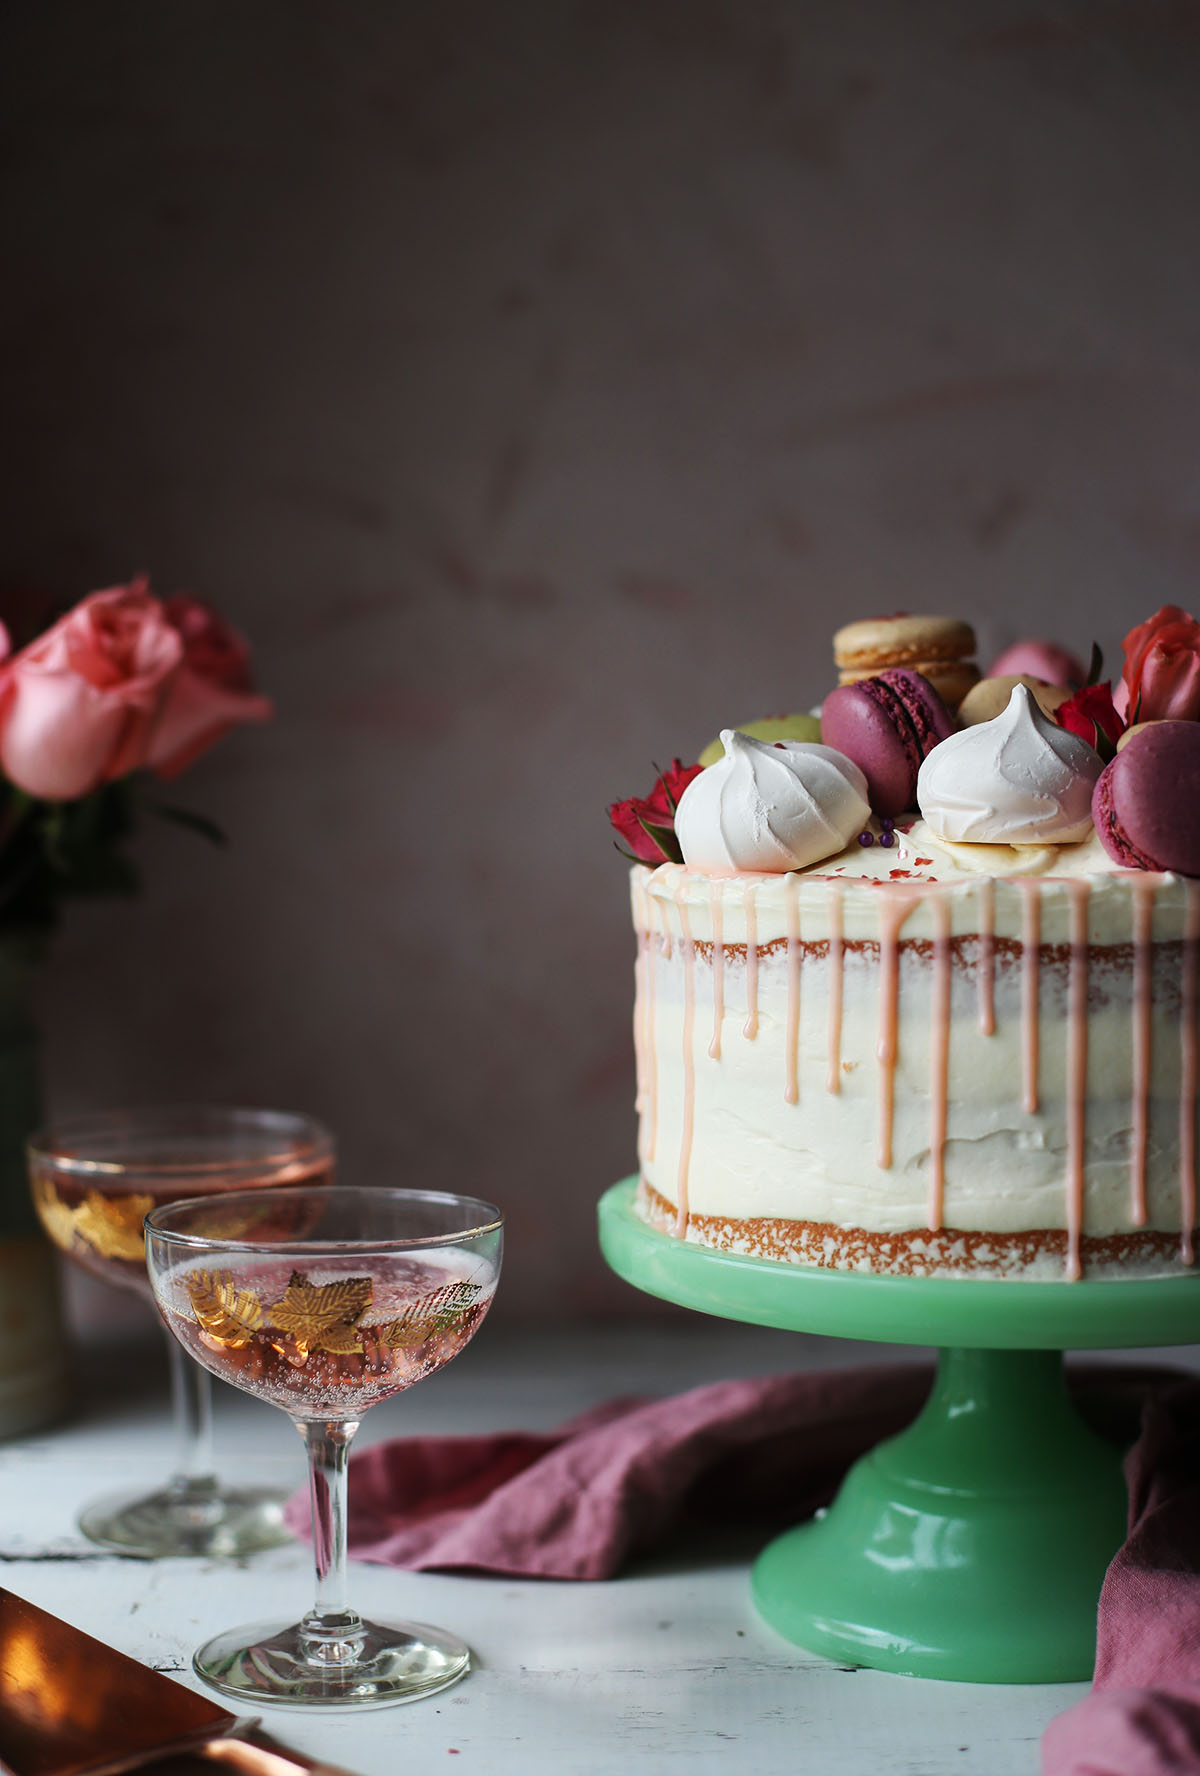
[39,805,67,873]
[1085,642,1104,687]
[651,760,679,816]
[635,814,683,865]
[26,785,142,908]
[144,802,227,847]
[64,853,142,897]
[613,841,648,866]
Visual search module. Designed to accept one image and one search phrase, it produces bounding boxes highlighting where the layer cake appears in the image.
[614,612,1200,1281]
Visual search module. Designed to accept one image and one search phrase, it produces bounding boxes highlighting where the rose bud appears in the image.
[145,596,273,779]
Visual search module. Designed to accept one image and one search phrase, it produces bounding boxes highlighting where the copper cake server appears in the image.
[0,1591,359,1776]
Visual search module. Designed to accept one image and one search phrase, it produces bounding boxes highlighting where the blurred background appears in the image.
[1,0,1197,1331]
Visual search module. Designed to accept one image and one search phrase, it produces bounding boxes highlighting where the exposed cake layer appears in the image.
[631,860,1200,1280]
[637,1180,1194,1281]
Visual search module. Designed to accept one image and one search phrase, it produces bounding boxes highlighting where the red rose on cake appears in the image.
[1054,683,1124,759]
[608,759,702,864]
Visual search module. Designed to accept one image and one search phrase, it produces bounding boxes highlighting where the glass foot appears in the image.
[194,1615,472,1708]
[79,1484,291,1558]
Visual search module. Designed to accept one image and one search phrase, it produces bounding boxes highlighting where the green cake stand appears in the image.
[598,1176,1200,1684]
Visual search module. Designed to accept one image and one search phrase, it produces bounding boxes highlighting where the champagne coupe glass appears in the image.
[145,1183,503,1708]
[28,1106,335,1558]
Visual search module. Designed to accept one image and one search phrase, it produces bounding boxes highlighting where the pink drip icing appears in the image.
[1130,880,1156,1229]
[708,880,724,1060]
[929,893,952,1231]
[1064,882,1091,1282]
[633,930,648,1117]
[784,875,801,1105]
[875,890,922,1170]
[1180,884,1199,1266]
[743,883,760,1041]
[674,890,696,1237]
[633,880,650,1168]
[826,881,845,1095]
[644,894,661,1164]
[1019,883,1041,1116]
[977,877,996,1036]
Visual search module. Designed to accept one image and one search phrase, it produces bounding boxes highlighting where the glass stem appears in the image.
[165,1329,218,1503]
[299,1419,364,1664]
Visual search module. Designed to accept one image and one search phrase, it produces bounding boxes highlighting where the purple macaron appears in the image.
[1092,721,1200,876]
[820,669,957,818]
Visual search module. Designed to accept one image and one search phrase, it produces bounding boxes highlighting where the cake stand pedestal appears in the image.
[598,1177,1200,1684]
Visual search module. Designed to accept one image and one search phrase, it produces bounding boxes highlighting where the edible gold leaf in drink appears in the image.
[32,1179,83,1254]
[267,1271,373,1353]
[381,1281,482,1349]
[186,1270,264,1346]
[73,1191,155,1261]
[307,1320,367,1355]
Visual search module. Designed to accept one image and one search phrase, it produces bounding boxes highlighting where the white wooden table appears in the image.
[2,1319,1195,1776]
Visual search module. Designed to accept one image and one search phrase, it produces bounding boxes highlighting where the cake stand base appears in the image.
[598,1177,1200,1684]
[752,1346,1124,1681]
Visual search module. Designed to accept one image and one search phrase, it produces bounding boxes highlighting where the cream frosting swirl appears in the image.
[675,731,870,873]
[916,684,1102,845]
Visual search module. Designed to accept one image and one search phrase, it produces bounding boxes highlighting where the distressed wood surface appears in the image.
[2,1322,1196,1776]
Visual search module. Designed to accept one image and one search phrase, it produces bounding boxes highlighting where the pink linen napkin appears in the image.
[285,1365,936,1578]
[285,1361,1166,1582]
[1042,1377,1200,1776]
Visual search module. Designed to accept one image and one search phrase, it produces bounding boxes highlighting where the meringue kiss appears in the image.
[674,731,871,873]
[916,684,1102,846]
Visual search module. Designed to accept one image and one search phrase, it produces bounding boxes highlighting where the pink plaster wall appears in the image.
[2,1,1198,1323]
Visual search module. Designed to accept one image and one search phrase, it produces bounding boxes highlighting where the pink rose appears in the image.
[1116,606,1200,722]
[145,596,272,779]
[0,581,183,799]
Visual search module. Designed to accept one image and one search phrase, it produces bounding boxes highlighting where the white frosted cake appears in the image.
[614,618,1200,1281]
[631,831,1197,1280]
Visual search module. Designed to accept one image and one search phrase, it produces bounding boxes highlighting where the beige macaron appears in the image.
[833,614,978,708]
[958,675,1071,726]
[1115,720,1161,753]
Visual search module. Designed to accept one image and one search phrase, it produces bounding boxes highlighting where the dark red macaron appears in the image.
[820,668,957,818]
[1092,721,1200,875]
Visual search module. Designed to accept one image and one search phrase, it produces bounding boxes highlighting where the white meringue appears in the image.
[674,731,871,874]
[916,684,1102,846]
